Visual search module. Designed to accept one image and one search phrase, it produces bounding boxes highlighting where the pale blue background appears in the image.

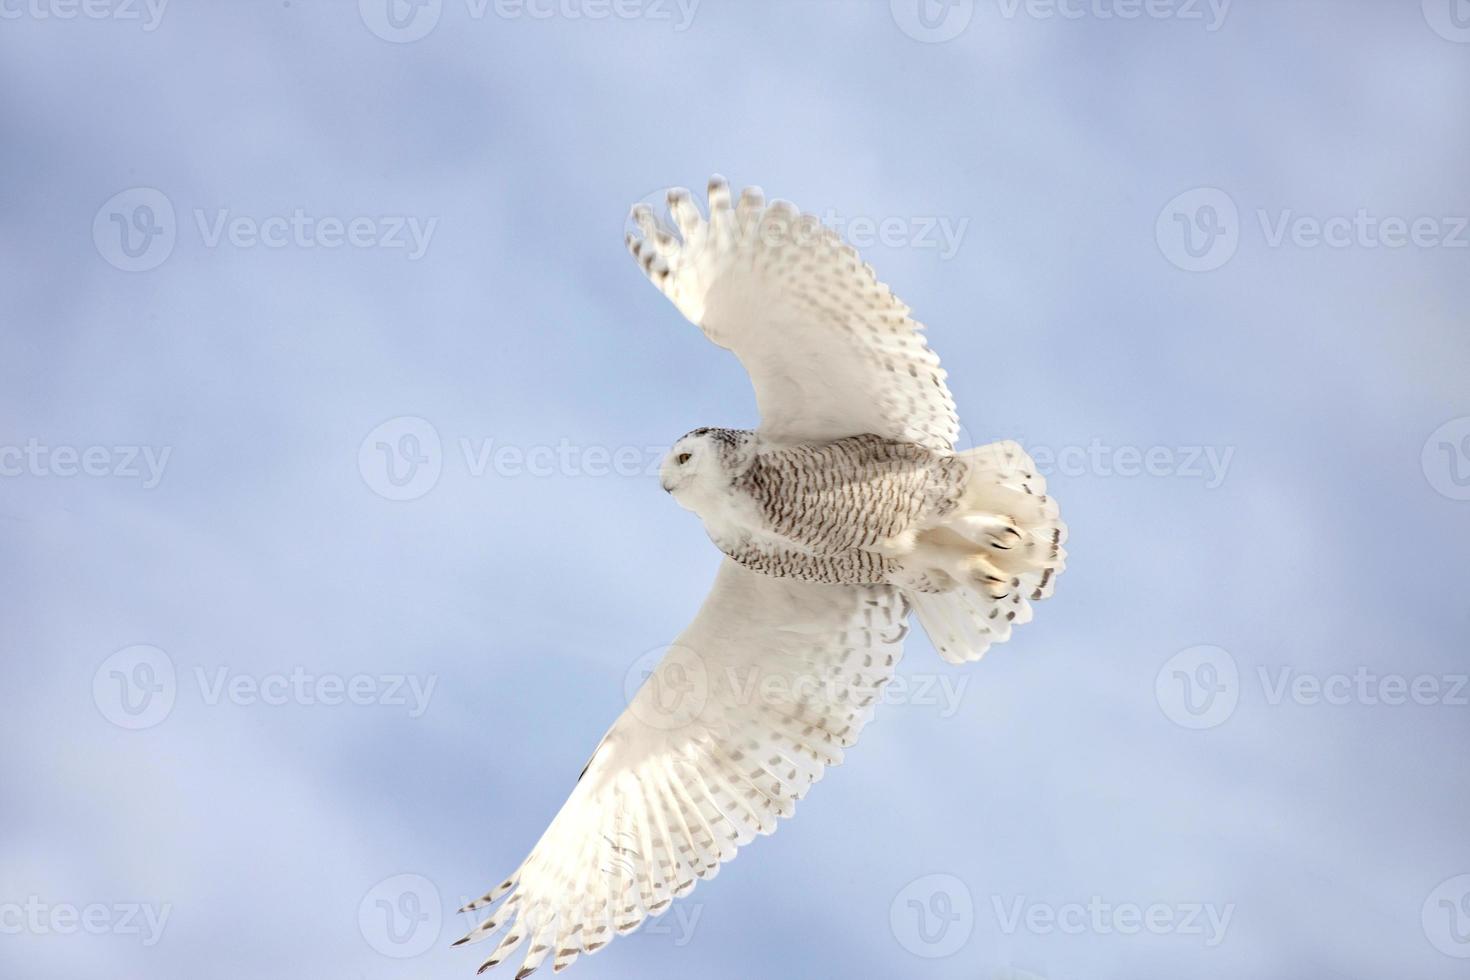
[2,2,1468,978]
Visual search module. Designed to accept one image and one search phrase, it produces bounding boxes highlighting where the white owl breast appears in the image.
[693,478,808,559]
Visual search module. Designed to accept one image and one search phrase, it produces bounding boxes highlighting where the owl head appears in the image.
[659,427,756,511]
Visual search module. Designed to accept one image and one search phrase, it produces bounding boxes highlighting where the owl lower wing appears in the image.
[455,560,909,975]
[627,176,959,452]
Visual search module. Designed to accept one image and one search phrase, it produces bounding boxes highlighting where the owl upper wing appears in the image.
[456,560,908,975]
[626,176,960,452]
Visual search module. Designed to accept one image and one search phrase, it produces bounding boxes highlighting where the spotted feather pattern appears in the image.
[456,562,908,976]
[627,176,960,452]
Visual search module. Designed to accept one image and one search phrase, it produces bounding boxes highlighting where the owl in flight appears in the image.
[455,177,1066,975]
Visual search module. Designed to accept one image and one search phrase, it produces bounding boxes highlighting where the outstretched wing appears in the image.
[456,560,908,975]
[626,176,960,452]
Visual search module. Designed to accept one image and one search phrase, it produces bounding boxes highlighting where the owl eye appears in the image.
[676,453,692,465]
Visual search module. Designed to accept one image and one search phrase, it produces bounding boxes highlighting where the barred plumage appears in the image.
[724,538,899,585]
[740,434,967,556]
[457,176,1067,978]
[661,427,1064,623]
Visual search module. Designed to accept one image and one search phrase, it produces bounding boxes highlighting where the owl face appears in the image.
[659,427,754,511]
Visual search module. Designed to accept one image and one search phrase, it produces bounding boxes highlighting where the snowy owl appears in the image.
[455,177,1066,975]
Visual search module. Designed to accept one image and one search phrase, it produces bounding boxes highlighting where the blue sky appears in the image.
[2,2,1469,978]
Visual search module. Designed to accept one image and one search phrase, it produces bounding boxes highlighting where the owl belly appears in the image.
[698,434,966,587]
[694,488,893,586]
[723,538,900,586]
[739,435,965,558]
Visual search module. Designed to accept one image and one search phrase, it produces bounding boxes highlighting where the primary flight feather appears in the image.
[455,176,1067,975]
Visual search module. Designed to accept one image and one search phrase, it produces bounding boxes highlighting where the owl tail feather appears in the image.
[901,441,1065,664]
